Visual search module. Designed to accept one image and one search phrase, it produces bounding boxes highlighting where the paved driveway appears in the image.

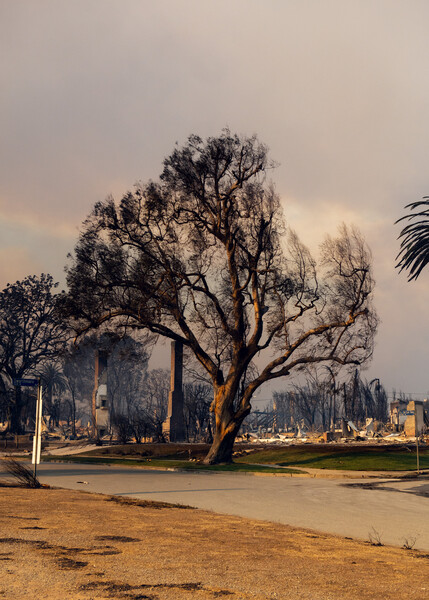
[2,463,428,550]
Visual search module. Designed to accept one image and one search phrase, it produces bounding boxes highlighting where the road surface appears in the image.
[2,462,428,550]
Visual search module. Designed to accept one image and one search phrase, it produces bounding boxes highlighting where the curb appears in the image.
[24,457,429,481]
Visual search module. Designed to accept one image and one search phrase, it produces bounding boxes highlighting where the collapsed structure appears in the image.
[390,399,429,436]
[92,349,109,439]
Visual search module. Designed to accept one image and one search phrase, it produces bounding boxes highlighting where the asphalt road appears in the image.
[2,462,428,550]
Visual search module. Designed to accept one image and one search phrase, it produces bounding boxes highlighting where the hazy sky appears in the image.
[2,0,429,398]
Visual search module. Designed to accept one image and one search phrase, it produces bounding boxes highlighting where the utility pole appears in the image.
[416,435,420,475]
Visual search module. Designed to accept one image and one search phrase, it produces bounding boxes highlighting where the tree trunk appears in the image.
[71,395,76,438]
[203,423,240,464]
[203,407,249,464]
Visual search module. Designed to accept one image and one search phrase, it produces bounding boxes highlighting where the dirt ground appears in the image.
[0,486,428,600]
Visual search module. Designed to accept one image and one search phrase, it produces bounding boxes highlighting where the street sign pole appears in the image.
[32,379,43,478]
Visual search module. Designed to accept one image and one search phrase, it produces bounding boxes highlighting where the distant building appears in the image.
[390,399,429,436]
[389,400,408,431]
[93,349,109,438]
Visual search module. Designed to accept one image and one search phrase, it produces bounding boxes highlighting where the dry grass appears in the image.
[0,487,428,600]
[2,458,42,488]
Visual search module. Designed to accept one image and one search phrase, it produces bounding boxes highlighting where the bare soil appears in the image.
[0,486,428,600]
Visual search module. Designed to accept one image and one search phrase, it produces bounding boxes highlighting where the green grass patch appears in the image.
[235,445,429,471]
[76,443,210,461]
[42,454,302,474]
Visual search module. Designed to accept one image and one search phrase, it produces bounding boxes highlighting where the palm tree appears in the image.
[396,197,429,280]
[38,363,67,429]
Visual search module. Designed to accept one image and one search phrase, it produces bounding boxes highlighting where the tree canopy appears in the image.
[64,131,377,463]
[0,273,68,433]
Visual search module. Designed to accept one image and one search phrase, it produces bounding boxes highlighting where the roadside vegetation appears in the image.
[39,442,429,472]
[234,444,429,471]
[41,453,303,474]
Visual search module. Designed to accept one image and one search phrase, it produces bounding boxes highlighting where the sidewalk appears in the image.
[294,466,429,479]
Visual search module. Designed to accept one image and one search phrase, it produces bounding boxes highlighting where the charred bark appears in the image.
[203,424,240,464]
[203,391,250,464]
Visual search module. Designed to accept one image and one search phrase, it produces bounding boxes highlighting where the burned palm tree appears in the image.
[396,197,429,280]
[38,363,67,429]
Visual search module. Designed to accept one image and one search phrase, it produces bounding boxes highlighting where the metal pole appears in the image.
[32,379,42,479]
[416,435,420,475]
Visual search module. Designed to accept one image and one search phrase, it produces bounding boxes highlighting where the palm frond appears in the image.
[396,198,429,280]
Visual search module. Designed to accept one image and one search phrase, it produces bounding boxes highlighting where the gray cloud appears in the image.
[1,0,429,395]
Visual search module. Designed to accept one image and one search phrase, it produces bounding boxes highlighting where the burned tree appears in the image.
[0,274,68,433]
[64,131,377,463]
[37,362,67,429]
[184,382,213,442]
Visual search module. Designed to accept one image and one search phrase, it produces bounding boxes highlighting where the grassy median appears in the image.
[41,442,429,472]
